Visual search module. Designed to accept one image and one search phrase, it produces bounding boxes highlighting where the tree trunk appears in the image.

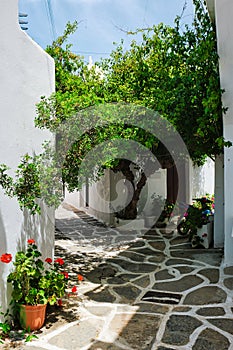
[121,172,147,219]
[114,159,147,220]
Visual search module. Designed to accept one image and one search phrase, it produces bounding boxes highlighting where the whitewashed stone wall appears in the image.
[0,0,55,311]
[191,158,215,199]
[206,0,233,264]
[214,0,233,265]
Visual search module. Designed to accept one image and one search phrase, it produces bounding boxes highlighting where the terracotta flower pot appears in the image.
[19,304,47,330]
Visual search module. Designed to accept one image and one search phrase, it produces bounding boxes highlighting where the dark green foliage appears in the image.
[0,1,229,215]
[99,0,228,165]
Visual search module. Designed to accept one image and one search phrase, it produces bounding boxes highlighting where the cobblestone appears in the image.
[7,203,233,350]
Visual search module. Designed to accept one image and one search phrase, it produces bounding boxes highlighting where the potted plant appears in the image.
[155,200,177,228]
[177,195,214,248]
[0,239,82,331]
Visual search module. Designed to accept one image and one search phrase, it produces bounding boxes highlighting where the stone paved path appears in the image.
[8,203,233,350]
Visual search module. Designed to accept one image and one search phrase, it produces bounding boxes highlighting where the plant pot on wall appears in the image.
[19,304,47,330]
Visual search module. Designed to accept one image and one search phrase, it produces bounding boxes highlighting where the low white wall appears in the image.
[0,0,55,311]
[65,170,115,225]
[140,169,167,216]
[64,167,167,226]
[191,158,215,199]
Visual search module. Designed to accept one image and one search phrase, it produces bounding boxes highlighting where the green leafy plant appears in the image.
[0,307,11,344]
[177,195,214,247]
[0,306,40,344]
[1,239,83,307]
[33,0,229,221]
[155,199,178,227]
[0,152,63,215]
[0,1,228,220]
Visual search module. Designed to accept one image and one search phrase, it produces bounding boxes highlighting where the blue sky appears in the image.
[18,0,194,63]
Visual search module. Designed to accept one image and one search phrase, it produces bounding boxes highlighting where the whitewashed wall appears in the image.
[65,158,215,227]
[0,0,55,311]
[213,0,233,265]
[64,167,167,226]
[191,158,215,199]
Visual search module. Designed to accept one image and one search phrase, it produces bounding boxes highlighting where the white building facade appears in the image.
[0,0,55,311]
[206,0,233,265]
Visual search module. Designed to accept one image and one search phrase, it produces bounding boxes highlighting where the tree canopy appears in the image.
[36,0,229,166]
[33,0,230,218]
[1,0,229,217]
[99,0,228,164]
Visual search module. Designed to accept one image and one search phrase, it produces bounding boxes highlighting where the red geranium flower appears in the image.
[27,239,35,245]
[0,253,12,264]
[61,271,69,279]
[55,258,65,266]
[77,274,84,281]
[45,257,52,264]
[57,299,63,307]
[72,286,77,293]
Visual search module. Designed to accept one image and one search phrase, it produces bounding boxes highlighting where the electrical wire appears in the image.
[44,0,57,41]
[72,50,110,55]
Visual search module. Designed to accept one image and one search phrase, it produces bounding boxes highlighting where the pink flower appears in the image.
[45,257,52,264]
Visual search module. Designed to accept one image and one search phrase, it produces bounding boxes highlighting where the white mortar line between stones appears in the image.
[204,320,233,343]
[56,221,233,349]
[145,234,233,347]
[194,321,233,345]
[151,311,171,349]
[188,324,214,348]
[158,342,193,350]
[164,304,233,346]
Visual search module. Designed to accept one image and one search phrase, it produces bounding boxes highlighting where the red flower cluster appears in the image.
[57,299,63,306]
[1,239,84,307]
[0,253,12,264]
[55,258,65,266]
[72,286,77,293]
[61,271,69,279]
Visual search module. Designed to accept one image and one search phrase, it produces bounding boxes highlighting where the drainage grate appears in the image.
[141,290,182,305]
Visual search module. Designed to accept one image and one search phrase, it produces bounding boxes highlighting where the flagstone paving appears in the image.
[7,203,233,350]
